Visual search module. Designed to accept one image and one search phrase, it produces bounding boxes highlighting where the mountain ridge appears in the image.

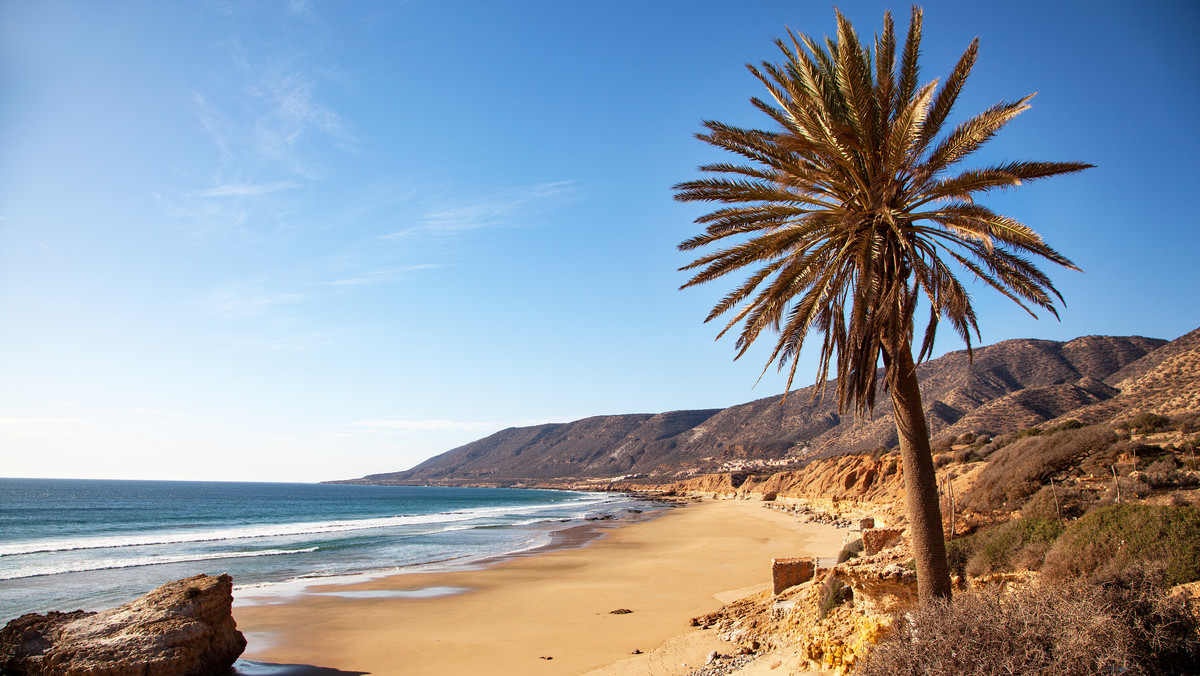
[335,329,1198,486]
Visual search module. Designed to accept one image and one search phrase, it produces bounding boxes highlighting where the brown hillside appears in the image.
[334,330,1181,486]
[1048,327,1200,426]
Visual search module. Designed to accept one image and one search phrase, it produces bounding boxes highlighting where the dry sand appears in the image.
[234,498,847,676]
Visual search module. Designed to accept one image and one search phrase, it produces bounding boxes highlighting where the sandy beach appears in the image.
[233,498,846,676]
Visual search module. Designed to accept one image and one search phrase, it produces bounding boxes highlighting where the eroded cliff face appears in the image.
[600,451,989,533]
[602,453,911,522]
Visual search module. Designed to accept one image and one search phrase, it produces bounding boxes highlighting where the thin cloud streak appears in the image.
[0,418,97,438]
[201,281,308,319]
[325,264,444,287]
[343,419,505,432]
[216,333,332,351]
[380,181,575,240]
[194,181,300,198]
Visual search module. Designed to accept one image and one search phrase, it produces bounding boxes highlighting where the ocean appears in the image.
[0,478,648,622]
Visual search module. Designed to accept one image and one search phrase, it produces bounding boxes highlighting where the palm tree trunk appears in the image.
[888,345,953,601]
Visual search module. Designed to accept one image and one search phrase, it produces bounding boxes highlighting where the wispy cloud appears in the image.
[343,419,503,433]
[380,181,575,240]
[287,0,315,20]
[191,92,232,164]
[0,417,97,438]
[325,264,444,287]
[250,70,355,177]
[216,333,332,351]
[201,281,307,318]
[193,181,300,198]
[171,40,355,236]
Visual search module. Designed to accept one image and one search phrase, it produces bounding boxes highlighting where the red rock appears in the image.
[772,557,815,594]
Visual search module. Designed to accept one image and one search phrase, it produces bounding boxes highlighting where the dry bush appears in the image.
[1172,412,1200,434]
[1020,483,1096,520]
[1092,564,1200,674]
[1079,439,1163,477]
[1088,476,1153,508]
[1041,504,1200,587]
[962,424,1119,512]
[856,567,1200,676]
[857,584,1127,675]
[973,431,1017,461]
[1142,456,1199,489]
[931,435,955,453]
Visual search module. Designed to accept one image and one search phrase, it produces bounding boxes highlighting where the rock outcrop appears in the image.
[0,574,246,676]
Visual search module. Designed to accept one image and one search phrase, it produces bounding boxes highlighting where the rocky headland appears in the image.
[0,574,246,676]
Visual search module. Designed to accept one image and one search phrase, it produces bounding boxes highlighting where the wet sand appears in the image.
[233,499,846,676]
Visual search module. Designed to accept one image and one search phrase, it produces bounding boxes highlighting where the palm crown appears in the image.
[675,8,1092,414]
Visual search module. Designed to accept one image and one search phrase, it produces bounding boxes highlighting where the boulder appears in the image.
[839,562,918,613]
[1,573,246,676]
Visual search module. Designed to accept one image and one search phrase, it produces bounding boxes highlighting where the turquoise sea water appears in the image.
[0,478,643,622]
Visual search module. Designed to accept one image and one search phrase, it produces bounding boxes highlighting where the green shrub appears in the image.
[817,575,850,619]
[1041,504,1200,586]
[946,517,1064,577]
[836,538,863,564]
[1048,419,1084,433]
[1124,411,1171,433]
[857,567,1200,676]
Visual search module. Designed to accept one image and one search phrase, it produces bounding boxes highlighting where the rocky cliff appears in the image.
[337,330,1196,486]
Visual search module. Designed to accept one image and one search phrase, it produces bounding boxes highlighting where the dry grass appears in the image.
[962,424,1119,512]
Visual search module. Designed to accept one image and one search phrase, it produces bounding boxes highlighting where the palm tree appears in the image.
[674,7,1091,601]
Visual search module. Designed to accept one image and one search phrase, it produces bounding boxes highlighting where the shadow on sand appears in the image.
[231,659,369,676]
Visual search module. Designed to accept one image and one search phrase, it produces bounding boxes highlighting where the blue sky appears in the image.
[3,1,1197,482]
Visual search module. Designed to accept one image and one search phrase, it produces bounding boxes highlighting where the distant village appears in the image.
[584,448,810,484]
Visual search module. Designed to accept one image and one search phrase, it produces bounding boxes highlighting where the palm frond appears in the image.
[675,6,1088,414]
[915,38,978,154]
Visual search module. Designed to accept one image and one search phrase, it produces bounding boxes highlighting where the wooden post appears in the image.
[948,479,956,540]
[1112,465,1121,505]
[1050,477,1061,520]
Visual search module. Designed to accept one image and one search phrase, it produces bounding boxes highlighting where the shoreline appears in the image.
[233,498,846,676]
[232,497,666,609]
